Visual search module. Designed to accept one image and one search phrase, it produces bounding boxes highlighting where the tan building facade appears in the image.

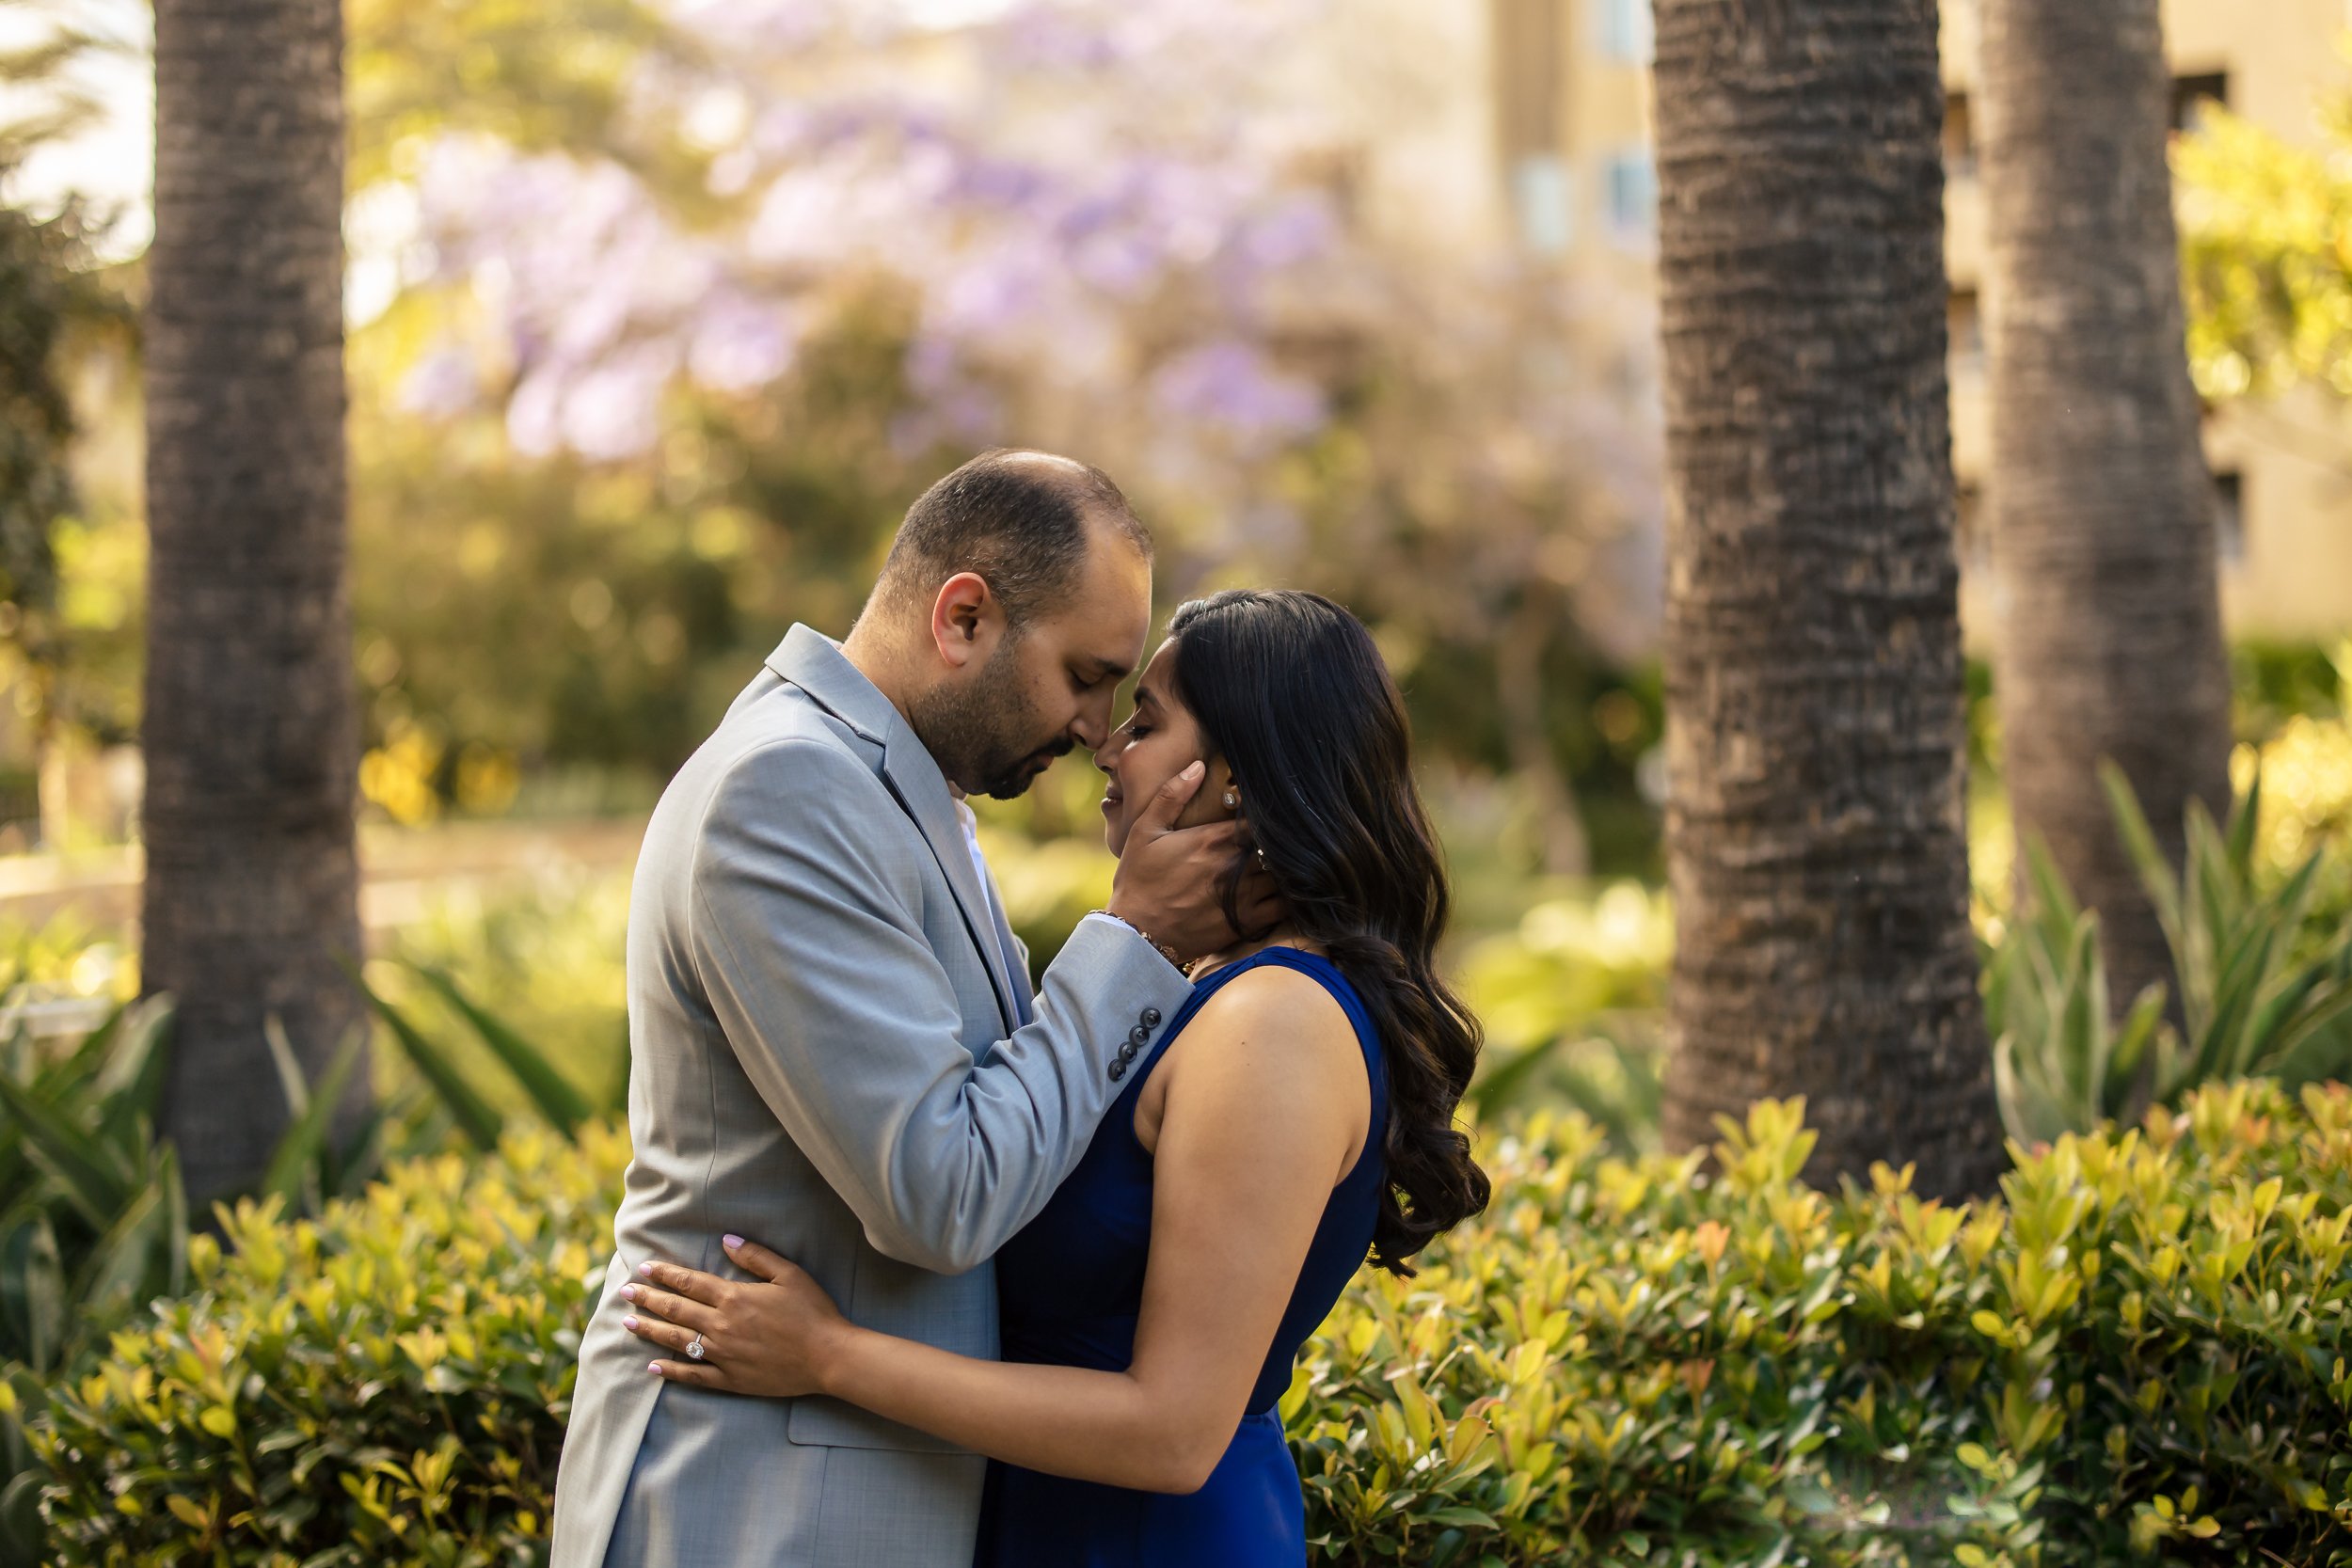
[1490,0,2352,648]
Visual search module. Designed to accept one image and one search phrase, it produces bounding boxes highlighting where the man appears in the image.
[550,451,1254,1566]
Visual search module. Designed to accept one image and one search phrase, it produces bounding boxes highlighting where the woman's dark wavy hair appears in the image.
[1165,588,1489,1275]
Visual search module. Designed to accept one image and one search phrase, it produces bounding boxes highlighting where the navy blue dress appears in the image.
[975,946,1390,1568]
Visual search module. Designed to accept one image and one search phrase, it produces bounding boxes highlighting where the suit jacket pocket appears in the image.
[785,1394,972,1453]
[783,1240,993,1453]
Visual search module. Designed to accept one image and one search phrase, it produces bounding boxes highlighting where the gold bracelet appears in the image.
[1092,910,1185,974]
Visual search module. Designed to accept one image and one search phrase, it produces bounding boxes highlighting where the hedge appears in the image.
[21,1084,2352,1566]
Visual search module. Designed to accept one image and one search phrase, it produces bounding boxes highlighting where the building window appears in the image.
[1604,149,1656,241]
[2213,469,2244,563]
[1494,0,1566,252]
[1512,153,1575,255]
[1945,92,1976,179]
[1595,0,1653,63]
[1948,287,1984,372]
[2170,72,2228,133]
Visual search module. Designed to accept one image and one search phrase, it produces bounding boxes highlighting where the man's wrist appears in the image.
[1093,907,1186,974]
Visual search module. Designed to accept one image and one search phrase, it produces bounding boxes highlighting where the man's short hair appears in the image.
[875,450,1151,628]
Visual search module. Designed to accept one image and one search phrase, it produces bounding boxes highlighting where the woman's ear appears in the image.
[1208,758,1241,817]
[1172,756,1237,832]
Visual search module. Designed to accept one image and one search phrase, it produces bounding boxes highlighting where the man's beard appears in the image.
[909,644,1073,800]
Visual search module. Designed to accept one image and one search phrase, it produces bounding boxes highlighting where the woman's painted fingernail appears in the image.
[648,1362,663,1376]
[638,1261,655,1276]
[619,1285,638,1302]
[623,1316,640,1331]
[723,1234,744,1250]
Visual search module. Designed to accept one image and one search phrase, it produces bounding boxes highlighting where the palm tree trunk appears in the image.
[145,0,367,1206]
[1652,0,2001,1199]
[1978,0,2233,1013]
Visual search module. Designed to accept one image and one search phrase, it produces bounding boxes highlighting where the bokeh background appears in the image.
[3,0,2348,1142]
[5,2,2352,1562]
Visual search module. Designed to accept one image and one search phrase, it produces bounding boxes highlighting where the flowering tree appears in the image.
[357,0,1663,861]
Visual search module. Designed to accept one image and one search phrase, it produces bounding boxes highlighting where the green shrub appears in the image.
[1295,1085,2352,1564]
[0,953,605,1567]
[27,1087,2352,1567]
[31,1124,628,1567]
[1984,840,2170,1147]
[1988,767,2352,1146]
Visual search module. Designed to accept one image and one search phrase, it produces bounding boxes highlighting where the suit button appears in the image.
[1141,1007,1163,1027]
[1129,1024,1151,1045]
[1109,1061,1127,1082]
[1119,1041,1139,1063]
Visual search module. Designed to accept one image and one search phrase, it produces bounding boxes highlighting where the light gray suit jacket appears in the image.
[548,626,1194,1567]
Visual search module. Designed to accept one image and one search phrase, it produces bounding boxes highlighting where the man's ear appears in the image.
[930,572,999,670]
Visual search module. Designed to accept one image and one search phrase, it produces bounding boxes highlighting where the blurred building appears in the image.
[1489,0,2352,650]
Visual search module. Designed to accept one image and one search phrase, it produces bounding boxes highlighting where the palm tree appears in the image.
[1651,0,2001,1198]
[1977,0,2233,1014]
[145,0,367,1205]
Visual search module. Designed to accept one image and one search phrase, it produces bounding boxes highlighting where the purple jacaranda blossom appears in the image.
[375,0,1665,639]
[398,344,482,418]
[560,339,686,462]
[1231,193,1339,274]
[1150,339,1324,442]
[927,232,1067,345]
[689,291,802,393]
[503,364,569,458]
[660,0,853,55]
[394,0,1351,469]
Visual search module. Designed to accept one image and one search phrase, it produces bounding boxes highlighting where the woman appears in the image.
[615,589,1488,1565]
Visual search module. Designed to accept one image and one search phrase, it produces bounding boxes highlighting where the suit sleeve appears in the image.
[688,740,1194,1274]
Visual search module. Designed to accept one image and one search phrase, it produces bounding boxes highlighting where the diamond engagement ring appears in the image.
[686,1333,707,1361]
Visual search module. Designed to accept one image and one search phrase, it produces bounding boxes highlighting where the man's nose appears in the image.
[1072,691,1115,753]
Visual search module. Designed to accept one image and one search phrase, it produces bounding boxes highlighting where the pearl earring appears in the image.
[1221,790,1238,810]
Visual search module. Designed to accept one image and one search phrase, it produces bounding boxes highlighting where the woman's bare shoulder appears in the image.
[1167,958,1363,1097]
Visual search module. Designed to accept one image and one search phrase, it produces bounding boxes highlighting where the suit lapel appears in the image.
[878,739,1021,1036]
[766,626,1021,1035]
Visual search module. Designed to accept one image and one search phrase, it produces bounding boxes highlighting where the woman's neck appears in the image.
[1186,926,1312,982]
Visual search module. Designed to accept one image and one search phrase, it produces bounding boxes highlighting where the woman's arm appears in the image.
[621,965,1369,1494]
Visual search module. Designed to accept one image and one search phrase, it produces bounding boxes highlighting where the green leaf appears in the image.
[342,963,504,1150]
[0,1070,131,1227]
[1467,1035,1571,1115]
[2266,983,2352,1086]
[412,964,593,1135]
[0,1468,44,1566]
[2057,916,2102,1119]
[2099,762,2184,959]
[0,1213,64,1374]
[2222,765,2263,876]
[2022,833,2081,932]
[89,996,173,1139]
[158,1141,188,1298]
[65,1175,166,1323]
[2106,983,2169,1109]
[1423,1506,1502,1529]
[261,1025,368,1212]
